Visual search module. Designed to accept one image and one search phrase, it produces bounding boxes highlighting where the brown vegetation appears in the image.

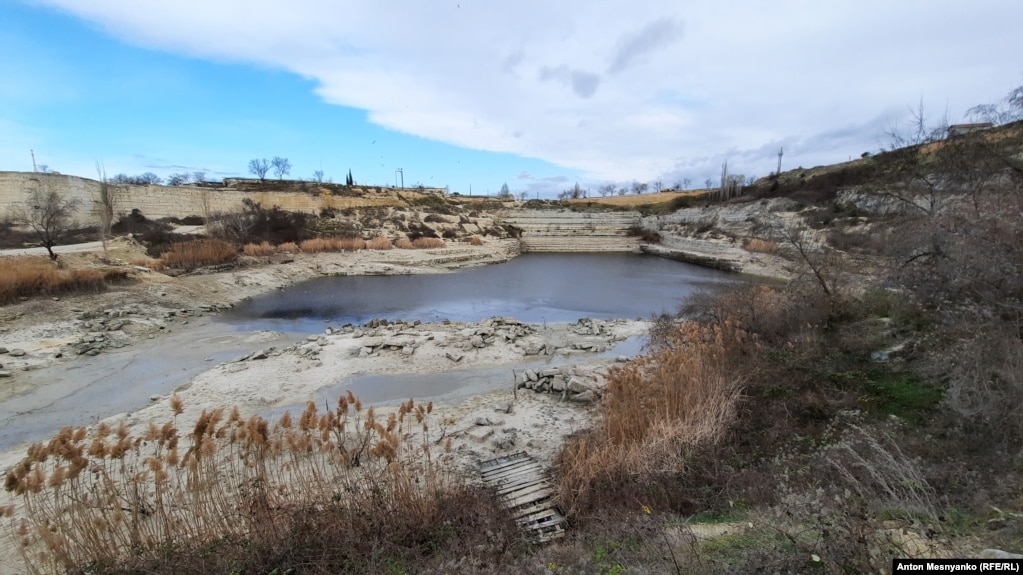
[160,239,238,269]
[0,257,128,305]
[364,236,392,250]
[3,396,521,574]
[742,238,779,254]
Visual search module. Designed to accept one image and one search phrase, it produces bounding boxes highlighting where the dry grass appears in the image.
[242,241,275,256]
[468,235,484,246]
[277,242,298,253]
[2,394,495,574]
[299,237,367,253]
[743,238,779,255]
[130,258,165,272]
[556,321,745,517]
[394,237,414,249]
[364,236,392,250]
[0,257,113,305]
[412,237,446,249]
[160,239,237,269]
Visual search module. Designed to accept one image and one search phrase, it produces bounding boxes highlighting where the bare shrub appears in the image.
[364,236,392,250]
[336,237,366,251]
[468,235,484,246]
[277,242,298,253]
[394,237,414,249]
[742,238,778,255]
[242,241,275,256]
[412,237,445,249]
[160,239,237,269]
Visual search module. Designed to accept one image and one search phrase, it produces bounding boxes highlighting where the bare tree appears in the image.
[94,162,115,251]
[617,186,628,196]
[966,84,1023,126]
[631,181,648,195]
[312,170,325,183]
[12,180,82,260]
[651,179,663,194]
[248,158,270,181]
[271,156,291,181]
[746,175,757,186]
[167,173,191,186]
[681,177,692,190]
[598,184,615,197]
[516,191,529,201]
[704,178,713,189]
[192,171,207,184]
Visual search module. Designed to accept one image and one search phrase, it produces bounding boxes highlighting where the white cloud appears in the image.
[32,0,1023,184]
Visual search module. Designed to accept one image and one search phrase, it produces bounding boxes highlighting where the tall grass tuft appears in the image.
[365,236,392,250]
[242,241,275,256]
[277,242,299,253]
[468,235,484,246]
[160,239,237,269]
[556,321,746,517]
[394,237,414,249]
[744,238,779,255]
[412,237,446,249]
[0,257,113,305]
[2,395,484,574]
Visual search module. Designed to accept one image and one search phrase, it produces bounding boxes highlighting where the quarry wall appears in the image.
[0,172,445,226]
[498,209,642,252]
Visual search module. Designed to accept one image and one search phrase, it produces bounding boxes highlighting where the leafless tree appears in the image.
[631,181,648,195]
[192,171,207,184]
[248,158,270,181]
[651,179,663,194]
[312,170,325,183]
[94,162,115,251]
[703,178,713,189]
[167,173,191,186]
[11,179,82,260]
[681,177,692,190]
[517,191,529,201]
[598,184,615,197]
[271,156,291,181]
[966,84,1023,126]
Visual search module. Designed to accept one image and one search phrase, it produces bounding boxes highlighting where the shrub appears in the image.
[337,237,366,251]
[277,242,298,253]
[625,225,662,243]
[242,241,275,256]
[160,239,237,269]
[412,237,445,249]
[394,238,414,249]
[468,235,484,246]
[365,236,392,250]
[743,238,779,254]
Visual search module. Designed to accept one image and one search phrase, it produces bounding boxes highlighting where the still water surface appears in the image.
[223,253,734,331]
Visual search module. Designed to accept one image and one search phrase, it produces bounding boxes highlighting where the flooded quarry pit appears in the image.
[0,253,736,452]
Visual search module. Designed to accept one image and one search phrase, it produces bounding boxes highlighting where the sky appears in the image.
[1,1,1021,198]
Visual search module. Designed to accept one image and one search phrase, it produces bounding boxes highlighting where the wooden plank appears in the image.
[504,487,554,508]
[512,499,558,519]
[517,509,566,527]
[479,452,529,472]
[496,475,548,495]
[489,466,545,485]
[501,481,554,501]
[482,461,542,480]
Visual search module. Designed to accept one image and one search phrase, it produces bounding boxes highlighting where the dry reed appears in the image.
[277,242,299,253]
[0,257,112,305]
[394,238,414,249]
[160,239,237,269]
[468,235,484,246]
[412,238,446,249]
[744,238,779,255]
[3,394,454,573]
[130,258,165,272]
[365,236,392,250]
[556,321,746,516]
[242,241,275,256]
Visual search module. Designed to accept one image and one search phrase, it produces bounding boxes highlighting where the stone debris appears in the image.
[514,365,606,402]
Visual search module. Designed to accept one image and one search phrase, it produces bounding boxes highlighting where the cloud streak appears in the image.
[23,0,1023,186]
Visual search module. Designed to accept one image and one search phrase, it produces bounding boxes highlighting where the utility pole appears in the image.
[30,149,37,172]
[776,147,783,176]
[395,168,404,188]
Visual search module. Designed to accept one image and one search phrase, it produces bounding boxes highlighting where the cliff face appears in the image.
[497,209,641,252]
[0,171,445,225]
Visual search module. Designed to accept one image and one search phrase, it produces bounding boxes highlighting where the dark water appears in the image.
[223,253,734,332]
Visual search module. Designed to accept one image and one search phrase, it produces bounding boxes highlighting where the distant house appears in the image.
[947,122,993,137]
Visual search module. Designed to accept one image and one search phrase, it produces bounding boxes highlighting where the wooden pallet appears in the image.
[480,452,567,542]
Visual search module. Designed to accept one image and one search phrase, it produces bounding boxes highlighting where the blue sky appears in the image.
[2,1,1022,198]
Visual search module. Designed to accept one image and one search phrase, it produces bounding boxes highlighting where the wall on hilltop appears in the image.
[0,172,445,226]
